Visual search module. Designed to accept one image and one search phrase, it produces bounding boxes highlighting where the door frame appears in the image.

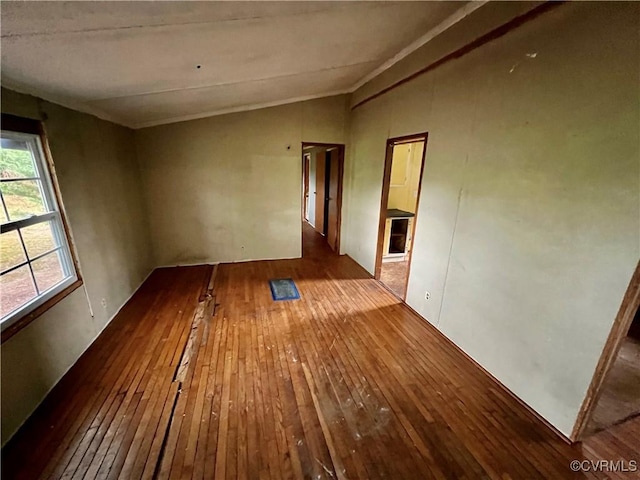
[301,142,345,253]
[374,133,429,300]
[571,261,640,440]
[303,153,310,222]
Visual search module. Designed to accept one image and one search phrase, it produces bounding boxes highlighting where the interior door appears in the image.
[326,149,340,251]
[314,151,326,235]
[303,154,310,221]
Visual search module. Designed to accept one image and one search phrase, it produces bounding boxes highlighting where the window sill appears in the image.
[1,279,83,343]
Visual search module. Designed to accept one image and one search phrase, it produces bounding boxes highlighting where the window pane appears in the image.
[0,141,37,178]
[0,131,77,325]
[0,264,36,318]
[0,231,27,272]
[21,221,58,259]
[1,180,47,220]
[32,250,66,293]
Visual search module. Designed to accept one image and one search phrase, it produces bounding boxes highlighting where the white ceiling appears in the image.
[1,1,480,128]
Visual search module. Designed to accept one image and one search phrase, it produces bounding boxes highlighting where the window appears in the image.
[1,115,80,336]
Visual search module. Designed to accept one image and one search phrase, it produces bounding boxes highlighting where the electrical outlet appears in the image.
[424,291,431,300]
[101,298,107,309]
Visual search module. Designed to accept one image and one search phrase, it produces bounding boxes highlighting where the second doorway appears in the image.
[302,143,344,254]
[375,134,428,299]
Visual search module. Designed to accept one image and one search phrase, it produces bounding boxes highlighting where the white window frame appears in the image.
[1,129,78,332]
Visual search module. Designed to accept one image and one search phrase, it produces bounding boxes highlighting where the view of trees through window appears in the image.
[0,137,68,321]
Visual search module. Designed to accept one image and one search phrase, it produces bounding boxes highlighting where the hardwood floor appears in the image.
[3,227,640,479]
[379,260,409,299]
[586,337,640,435]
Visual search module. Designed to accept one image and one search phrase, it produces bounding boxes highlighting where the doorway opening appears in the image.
[301,143,344,257]
[375,133,428,300]
[572,262,640,439]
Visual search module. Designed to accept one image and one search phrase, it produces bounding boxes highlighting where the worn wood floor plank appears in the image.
[3,227,639,479]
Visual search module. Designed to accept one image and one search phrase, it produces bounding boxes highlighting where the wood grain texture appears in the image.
[572,261,640,440]
[3,226,639,479]
[326,148,341,253]
[314,151,326,237]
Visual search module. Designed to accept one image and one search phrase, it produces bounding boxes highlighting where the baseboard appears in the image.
[156,261,219,268]
[157,255,302,269]
[343,252,573,445]
[87,267,156,345]
[344,254,375,277]
[3,256,574,448]
[1,267,155,448]
[400,301,573,445]
[231,255,301,263]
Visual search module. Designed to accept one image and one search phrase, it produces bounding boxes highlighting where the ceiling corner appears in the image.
[348,1,489,93]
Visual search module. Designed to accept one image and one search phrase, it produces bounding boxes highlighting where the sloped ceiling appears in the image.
[1,1,481,128]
